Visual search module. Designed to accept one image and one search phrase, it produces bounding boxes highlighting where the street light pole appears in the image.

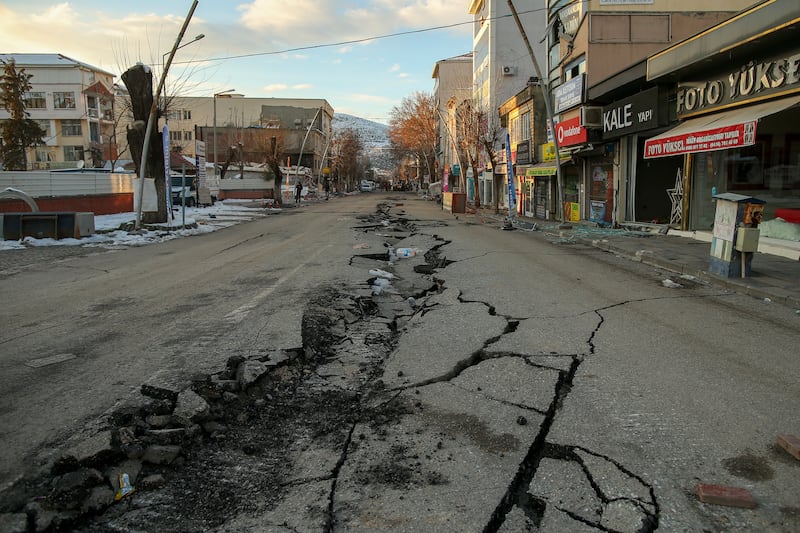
[212,89,235,180]
[162,33,204,126]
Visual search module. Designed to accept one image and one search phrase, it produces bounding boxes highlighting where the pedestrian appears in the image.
[324,177,330,200]
[295,180,303,205]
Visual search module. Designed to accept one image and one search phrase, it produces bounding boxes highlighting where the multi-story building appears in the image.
[0,54,117,170]
[432,53,473,192]
[543,0,758,226]
[468,0,548,208]
[116,94,333,182]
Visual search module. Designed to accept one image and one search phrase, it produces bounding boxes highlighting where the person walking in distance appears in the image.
[295,179,303,205]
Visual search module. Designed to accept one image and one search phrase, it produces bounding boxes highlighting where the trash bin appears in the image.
[709,193,765,278]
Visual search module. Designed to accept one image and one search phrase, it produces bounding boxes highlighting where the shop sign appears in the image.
[516,140,531,164]
[527,166,556,176]
[644,121,757,158]
[677,50,800,116]
[555,75,585,113]
[558,3,583,36]
[540,142,571,162]
[602,87,663,138]
[555,116,588,147]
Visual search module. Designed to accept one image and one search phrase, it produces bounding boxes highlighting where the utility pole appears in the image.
[135,0,199,229]
[507,0,569,226]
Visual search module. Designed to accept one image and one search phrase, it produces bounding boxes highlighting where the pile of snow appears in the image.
[0,200,274,251]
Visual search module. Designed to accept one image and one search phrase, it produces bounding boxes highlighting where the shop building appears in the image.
[543,0,756,224]
[643,0,800,230]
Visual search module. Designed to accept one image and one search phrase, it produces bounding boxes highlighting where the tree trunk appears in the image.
[121,64,167,224]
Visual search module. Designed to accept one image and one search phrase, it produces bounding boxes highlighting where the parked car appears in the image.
[171,175,197,207]
[360,180,374,192]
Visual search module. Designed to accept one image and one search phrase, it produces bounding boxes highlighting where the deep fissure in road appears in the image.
[0,203,660,532]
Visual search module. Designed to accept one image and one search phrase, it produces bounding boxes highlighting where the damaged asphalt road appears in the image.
[1,198,798,532]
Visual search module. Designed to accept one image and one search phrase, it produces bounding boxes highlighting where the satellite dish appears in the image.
[77,160,85,169]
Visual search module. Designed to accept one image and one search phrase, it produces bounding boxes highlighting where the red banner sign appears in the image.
[644,121,757,158]
[555,116,588,147]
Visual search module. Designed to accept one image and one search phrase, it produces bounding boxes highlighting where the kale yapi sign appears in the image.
[602,87,667,139]
[678,51,800,117]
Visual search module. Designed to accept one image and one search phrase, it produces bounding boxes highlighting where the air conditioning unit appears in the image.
[581,106,603,127]
[502,65,517,76]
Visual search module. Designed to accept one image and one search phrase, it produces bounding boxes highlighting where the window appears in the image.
[24,92,46,109]
[54,92,76,109]
[35,148,52,162]
[182,110,192,120]
[90,122,100,143]
[170,130,182,142]
[35,119,51,138]
[63,145,84,161]
[61,120,82,136]
[183,131,193,141]
[564,57,585,82]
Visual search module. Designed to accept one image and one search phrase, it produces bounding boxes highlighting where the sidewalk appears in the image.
[547,221,800,310]
[467,206,800,310]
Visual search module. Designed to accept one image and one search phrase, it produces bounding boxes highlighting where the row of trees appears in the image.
[387,90,503,211]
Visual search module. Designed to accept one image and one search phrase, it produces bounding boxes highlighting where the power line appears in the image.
[171,7,545,66]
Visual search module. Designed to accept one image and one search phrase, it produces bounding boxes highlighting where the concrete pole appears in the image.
[507,0,569,226]
[135,0,198,230]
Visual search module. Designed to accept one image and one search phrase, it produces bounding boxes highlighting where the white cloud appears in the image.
[338,46,353,54]
[389,64,400,72]
[293,83,313,90]
[263,83,288,92]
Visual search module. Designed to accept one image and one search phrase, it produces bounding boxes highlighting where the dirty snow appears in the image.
[0,200,277,251]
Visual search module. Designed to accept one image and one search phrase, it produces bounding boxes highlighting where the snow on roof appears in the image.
[0,53,115,77]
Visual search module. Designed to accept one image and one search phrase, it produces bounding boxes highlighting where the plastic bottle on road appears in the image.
[395,247,419,258]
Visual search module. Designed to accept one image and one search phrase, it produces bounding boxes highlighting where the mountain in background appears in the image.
[332,113,394,173]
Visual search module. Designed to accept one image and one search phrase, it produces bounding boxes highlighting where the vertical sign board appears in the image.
[195,140,207,190]
[162,125,172,211]
[505,133,517,217]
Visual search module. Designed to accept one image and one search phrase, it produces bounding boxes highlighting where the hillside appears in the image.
[332,113,393,173]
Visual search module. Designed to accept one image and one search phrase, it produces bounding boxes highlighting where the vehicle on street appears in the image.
[171,175,197,207]
[360,180,374,192]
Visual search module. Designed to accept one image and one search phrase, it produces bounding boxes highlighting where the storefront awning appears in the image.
[525,160,572,177]
[643,95,800,159]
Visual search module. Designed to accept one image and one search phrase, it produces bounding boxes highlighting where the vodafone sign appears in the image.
[555,116,587,147]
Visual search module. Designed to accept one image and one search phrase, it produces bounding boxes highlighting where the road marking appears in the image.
[26,353,77,368]
[224,244,332,324]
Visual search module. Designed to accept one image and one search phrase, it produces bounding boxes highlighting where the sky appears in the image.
[0,0,474,124]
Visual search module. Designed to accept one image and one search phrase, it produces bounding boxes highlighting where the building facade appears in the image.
[0,54,117,170]
[468,0,548,208]
[543,0,757,225]
[433,53,473,193]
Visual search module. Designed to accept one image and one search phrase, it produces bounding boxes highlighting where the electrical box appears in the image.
[735,227,760,252]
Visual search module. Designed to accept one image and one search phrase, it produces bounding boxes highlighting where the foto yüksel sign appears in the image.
[644,121,757,158]
[678,49,800,117]
[556,116,588,147]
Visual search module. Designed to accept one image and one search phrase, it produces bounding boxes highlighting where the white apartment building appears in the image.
[0,54,116,170]
[467,0,548,206]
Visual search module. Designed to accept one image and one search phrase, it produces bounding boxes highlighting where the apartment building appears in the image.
[432,53,473,191]
[0,54,117,170]
[468,0,548,207]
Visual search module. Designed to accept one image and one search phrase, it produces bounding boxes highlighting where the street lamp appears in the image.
[213,89,236,179]
[162,33,205,123]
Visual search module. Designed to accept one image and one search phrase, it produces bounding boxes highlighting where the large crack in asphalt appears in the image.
[0,202,659,532]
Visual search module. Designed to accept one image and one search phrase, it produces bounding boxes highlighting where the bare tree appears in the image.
[388,91,437,183]
[331,128,363,191]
